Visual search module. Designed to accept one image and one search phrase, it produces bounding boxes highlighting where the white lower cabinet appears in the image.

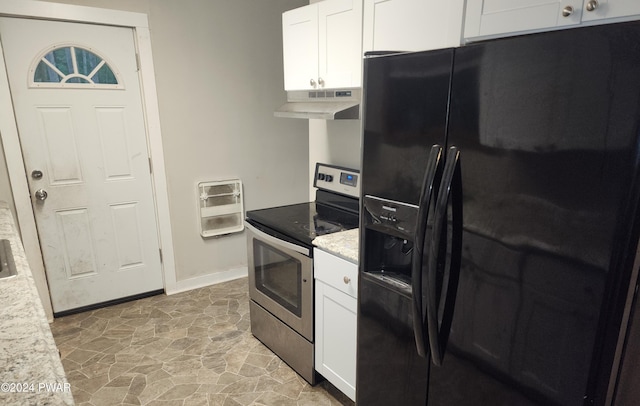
[314,249,358,401]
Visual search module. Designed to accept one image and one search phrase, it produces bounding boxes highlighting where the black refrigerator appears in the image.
[357,21,640,406]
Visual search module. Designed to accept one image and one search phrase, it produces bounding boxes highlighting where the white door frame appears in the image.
[0,0,177,321]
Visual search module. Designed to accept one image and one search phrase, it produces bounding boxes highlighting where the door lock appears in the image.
[31,169,43,180]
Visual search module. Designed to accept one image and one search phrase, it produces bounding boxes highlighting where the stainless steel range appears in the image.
[245,163,360,384]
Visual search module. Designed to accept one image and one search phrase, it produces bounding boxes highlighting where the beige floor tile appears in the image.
[51,278,354,406]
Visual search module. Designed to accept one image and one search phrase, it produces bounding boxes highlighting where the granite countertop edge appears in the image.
[0,201,74,405]
[312,228,359,264]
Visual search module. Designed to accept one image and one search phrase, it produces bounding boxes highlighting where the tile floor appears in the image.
[50,278,354,406]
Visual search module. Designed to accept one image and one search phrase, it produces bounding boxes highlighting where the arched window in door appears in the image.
[30,44,123,89]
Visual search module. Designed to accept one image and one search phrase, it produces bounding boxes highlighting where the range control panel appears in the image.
[314,163,360,199]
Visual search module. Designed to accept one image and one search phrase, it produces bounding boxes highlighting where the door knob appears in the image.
[310,78,316,87]
[318,77,325,87]
[35,189,48,201]
[586,0,598,11]
[562,6,574,17]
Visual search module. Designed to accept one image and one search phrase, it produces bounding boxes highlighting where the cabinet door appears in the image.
[464,0,584,39]
[580,0,640,22]
[318,0,362,89]
[315,280,357,401]
[363,0,465,53]
[283,4,318,91]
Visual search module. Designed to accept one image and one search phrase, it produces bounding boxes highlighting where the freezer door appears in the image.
[436,21,640,406]
[357,273,429,405]
[358,47,456,406]
[361,48,454,205]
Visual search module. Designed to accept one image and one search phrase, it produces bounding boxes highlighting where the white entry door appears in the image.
[0,17,163,313]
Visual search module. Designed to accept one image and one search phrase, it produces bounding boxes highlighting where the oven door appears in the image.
[246,222,313,341]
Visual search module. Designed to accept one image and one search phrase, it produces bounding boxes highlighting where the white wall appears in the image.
[145,0,309,283]
[308,119,362,199]
[7,0,309,286]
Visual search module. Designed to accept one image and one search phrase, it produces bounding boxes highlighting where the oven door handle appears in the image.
[245,222,311,256]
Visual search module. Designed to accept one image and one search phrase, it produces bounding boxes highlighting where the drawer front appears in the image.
[314,249,358,298]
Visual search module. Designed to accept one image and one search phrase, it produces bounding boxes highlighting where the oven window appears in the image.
[253,240,302,317]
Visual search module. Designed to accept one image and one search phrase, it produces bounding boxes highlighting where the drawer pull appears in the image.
[343,276,351,284]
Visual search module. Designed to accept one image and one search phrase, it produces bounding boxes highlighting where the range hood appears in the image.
[275,88,360,120]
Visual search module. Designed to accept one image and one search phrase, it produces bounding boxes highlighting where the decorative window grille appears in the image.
[197,180,244,237]
[30,44,123,89]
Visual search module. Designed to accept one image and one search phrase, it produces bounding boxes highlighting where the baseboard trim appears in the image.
[165,266,248,295]
[53,289,164,318]
[53,268,248,317]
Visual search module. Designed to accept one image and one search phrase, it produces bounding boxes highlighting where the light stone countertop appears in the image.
[312,228,359,264]
[0,201,74,405]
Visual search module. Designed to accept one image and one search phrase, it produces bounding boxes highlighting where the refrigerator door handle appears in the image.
[426,146,463,367]
[411,144,443,358]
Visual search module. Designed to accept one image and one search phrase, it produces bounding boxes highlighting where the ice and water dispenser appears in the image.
[361,195,422,292]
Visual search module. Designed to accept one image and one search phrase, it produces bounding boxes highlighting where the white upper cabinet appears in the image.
[580,0,640,23]
[464,0,584,39]
[363,0,465,52]
[465,0,640,41]
[318,0,363,90]
[283,0,362,91]
[283,5,319,91]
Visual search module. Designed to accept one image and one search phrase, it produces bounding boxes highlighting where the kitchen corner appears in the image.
[0,201,73,405]
[313,228,359,264]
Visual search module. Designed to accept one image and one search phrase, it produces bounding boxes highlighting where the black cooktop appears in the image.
[246,191,359,247]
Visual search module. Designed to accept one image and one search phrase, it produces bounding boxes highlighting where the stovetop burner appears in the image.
[245,163,360,248]
[246,200,359,247]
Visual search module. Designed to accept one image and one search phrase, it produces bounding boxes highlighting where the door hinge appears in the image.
[148,157,153,174]
[135,53,141,71]
[159,248,163,263]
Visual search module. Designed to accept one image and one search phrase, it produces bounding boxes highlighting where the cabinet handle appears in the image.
[343,276,351,284]
[310,78,316,87]
[562,6,573,17]
[586,0,598,11]
[318,77,325,87]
